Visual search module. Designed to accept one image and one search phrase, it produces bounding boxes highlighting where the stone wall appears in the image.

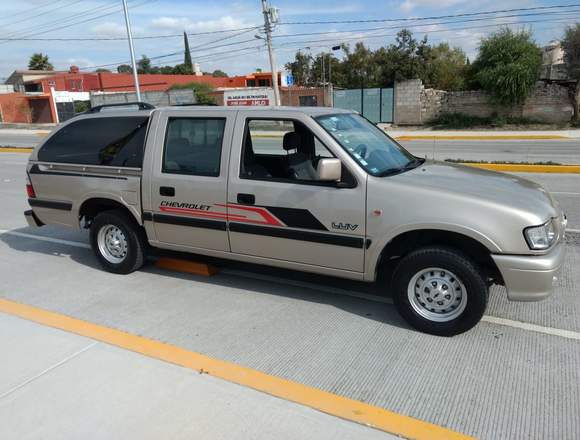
[394,79,573,125]
[394,79,423,125]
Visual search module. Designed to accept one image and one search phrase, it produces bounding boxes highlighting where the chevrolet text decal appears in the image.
[159,201,284,226]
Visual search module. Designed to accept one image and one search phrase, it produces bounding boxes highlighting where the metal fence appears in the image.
[333,88,394,123]
[89,89,196,109]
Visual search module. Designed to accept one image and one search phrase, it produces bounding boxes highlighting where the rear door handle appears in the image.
[237,193,255,205]
[160,186,175,197]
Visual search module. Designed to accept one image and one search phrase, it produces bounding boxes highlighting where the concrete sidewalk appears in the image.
[0,312,396,440]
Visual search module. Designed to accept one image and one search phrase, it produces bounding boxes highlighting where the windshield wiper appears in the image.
[377,158,425,177]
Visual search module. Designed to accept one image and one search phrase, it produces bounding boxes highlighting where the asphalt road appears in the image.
[1,151,580,439]
[1,129,580,163]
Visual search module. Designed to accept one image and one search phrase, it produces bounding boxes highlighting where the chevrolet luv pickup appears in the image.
[24,103,567,335]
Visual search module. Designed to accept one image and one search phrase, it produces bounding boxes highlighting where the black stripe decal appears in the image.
[29,164,128,180]
[264,206,328,231]
[229,222,364,249]
[151,213,226,231]
[142,212,153,222]
[28,198,72,211]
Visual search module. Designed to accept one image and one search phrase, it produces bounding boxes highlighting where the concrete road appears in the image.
[398,139,580,164]
[0,130,48,148]
[1,314,395,440]
[1,151,580,439]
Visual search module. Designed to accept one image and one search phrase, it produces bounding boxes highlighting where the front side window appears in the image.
[163,117,225,177]
[316,113,420,176]
[38,116,148,167]
[241,118,345,184]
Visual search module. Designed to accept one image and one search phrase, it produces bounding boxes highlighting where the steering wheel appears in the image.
[353,143,368,159]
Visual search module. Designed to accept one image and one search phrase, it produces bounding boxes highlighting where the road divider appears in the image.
[463,163,580,173]
[393,134,570,141]
[0,298,473,440]
[0,147,33,153]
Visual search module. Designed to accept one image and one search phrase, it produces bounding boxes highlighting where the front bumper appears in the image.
[492,242,565,301]
[24,209,44,228]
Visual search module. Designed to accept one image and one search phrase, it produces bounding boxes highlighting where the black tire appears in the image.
[89,209,146,274]
[391,246,488,336]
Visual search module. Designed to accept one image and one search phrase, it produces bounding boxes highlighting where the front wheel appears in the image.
[391,247,488,336]
[90,209,146,274]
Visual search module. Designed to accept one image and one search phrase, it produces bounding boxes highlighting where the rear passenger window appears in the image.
[163,118,225,177]
[38,117,148,167]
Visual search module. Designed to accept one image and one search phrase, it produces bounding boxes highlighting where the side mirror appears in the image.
[317,158,342,182]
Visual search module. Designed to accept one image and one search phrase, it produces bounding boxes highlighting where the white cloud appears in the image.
[90,21,144,38]
[150,16,248,33]
[400,0,467,13]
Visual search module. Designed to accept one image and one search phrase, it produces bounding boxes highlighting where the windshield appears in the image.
[315,113,419,176]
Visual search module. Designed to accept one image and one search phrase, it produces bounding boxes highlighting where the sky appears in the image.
[0,0,578,80]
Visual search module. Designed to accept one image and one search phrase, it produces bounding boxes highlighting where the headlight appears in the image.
[524,219,557,250]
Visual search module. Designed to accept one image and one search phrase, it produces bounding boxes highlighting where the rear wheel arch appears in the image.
[78,197,141,229]
[375,229,503,285]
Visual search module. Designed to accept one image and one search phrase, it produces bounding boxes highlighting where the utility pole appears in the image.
[261,0,280,106]
[122,0,141,102]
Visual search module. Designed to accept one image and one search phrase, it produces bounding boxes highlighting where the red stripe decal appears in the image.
[158,204,284,227]
[216,203,284,227]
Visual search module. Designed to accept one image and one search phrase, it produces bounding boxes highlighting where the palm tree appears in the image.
[28,53,54,71]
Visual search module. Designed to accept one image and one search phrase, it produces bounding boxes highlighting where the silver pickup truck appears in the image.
[24,104,566,336]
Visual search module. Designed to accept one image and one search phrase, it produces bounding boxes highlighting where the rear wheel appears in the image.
[90,210,146,274]
[391,246,488,336]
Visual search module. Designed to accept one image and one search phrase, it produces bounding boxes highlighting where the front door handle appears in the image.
[160,186,175,197]
[237,193,255,205]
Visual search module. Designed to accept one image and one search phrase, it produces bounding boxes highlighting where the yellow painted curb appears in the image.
[463,163,580,173]
[395,135,569,141]
[0,298,473,440]
[35,132,49,137]
[0,147,33,153]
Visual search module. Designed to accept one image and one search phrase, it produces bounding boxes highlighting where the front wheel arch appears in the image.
[374,229,503,286]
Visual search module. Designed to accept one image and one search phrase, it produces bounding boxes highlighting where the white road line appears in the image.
[2,228,580,341]
[0,229,91,249]
[482,316,580,341]
[551,192,580,196]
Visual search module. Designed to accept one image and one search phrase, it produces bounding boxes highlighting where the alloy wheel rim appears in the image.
[97,224,128,264]
[407,267,468,322]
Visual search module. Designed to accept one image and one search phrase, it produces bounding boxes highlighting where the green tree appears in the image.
[425,43,468,91]
[170,82,216,104]
[561,23,580,124]
[137,55,158,74]
[183,31,193,74]
[212,69,228,77]
[472,28,542,106]
[28,53,53,71]
[285,50,314,86]
[95,68,111,73]
[117,64,132,73]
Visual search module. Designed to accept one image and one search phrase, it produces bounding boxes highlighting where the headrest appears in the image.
[283,132,301,151]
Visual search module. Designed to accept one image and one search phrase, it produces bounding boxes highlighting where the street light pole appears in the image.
[261,0,280,106]
[122,0,141,102]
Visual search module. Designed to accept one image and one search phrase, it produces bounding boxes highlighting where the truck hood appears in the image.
[392,160,559,221]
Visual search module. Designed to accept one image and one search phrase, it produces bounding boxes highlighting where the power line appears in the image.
[272,8,580,39]
[0,25,262,42]
[0,0,67,23]
[280,3,580,25]
[1,0,120,39]
[0,0,155,44]
[0,0,86,30]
